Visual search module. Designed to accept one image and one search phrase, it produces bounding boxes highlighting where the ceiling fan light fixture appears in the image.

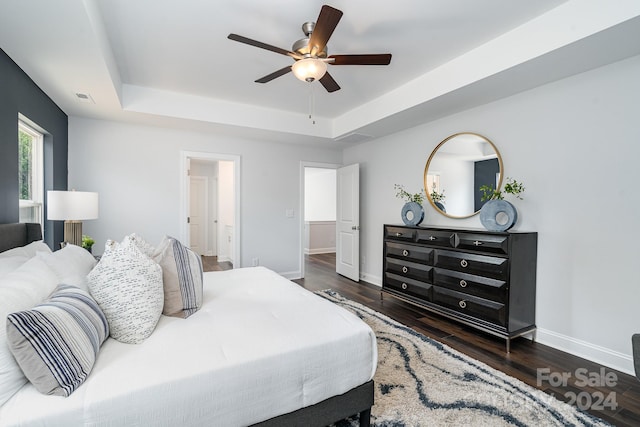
[292,58,327,82]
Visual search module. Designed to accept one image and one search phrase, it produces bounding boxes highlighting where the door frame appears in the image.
[180,151,241,267]
[299,161,340,279]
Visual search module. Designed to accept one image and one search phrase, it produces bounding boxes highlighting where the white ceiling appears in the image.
[1,0,640,145]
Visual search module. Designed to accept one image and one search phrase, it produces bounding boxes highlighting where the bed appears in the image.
[0,223,376,426]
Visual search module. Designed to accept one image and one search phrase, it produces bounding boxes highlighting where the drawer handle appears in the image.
[402,266,408,274]
[402,249,409,257]
[460,259,468,268]
[401,283,408,290]
[473,240,483,246]
[429,236,437,241]
[396,232,403,237]
[459,279,467,288]
[459,300,467,309]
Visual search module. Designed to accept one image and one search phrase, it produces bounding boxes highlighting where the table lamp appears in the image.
[47,190,99,247]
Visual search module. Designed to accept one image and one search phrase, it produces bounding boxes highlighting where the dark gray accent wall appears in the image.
[0,48,68,248]
[474,158,500,211]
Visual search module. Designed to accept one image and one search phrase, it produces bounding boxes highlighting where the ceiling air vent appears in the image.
[335,132,373,144]
[74,92,95,104]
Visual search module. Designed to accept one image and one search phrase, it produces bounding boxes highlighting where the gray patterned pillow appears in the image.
[87,235,163,344]
[154,236,203,318]
[6,284,109,397]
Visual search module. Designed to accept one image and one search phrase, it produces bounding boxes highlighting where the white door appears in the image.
[336,163,360,281]
[189,176,208,256]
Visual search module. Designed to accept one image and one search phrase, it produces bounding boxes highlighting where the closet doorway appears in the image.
[180,151,241,268]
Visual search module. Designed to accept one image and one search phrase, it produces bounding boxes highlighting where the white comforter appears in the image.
[0,267,377,426]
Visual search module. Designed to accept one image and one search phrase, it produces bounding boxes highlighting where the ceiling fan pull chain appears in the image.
[308,82,316,125]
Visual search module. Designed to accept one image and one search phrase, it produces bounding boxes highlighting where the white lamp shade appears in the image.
[291,58,327,82]
[47,191,99,221]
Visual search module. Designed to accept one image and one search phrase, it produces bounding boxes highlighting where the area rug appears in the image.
[316,290,610,427]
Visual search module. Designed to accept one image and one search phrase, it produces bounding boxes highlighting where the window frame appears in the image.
[18,119,44,228]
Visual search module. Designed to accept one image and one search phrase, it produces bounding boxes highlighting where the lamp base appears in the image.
[63,220,83,247]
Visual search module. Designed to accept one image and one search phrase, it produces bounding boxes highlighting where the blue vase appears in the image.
[479,200,517,231]
[401,202,424,226]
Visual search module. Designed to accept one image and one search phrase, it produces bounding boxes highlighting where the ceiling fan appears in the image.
[228,4,392,93]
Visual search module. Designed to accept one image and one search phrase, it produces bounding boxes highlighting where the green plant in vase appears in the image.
[82,234,95,253]
[478,178,525,232]
[479,177,525,201]
[394,184,425,205]
[394,184,426,226]
[429,182,446,211]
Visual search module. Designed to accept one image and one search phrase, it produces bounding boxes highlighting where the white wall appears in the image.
[304,167,336,221]
[343,54,640,375]
[68,117,342,276]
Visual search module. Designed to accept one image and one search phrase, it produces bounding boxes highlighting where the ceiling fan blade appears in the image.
[228,34,300,59]
[328,54,392,65]
[255,66,292,83]
[319,72,340,93]
[309,5,343,57]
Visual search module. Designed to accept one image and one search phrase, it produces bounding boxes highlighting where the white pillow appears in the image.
[87,235,163,344]
[0,241,51,259]
[0,256,59,406]
[37,244,97,291]
[0,241,52,278]
[0,257,30,278]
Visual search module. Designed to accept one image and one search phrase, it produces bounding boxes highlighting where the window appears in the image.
[18,120,44,228]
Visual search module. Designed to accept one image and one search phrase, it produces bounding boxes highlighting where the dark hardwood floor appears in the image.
[291,253,640,427]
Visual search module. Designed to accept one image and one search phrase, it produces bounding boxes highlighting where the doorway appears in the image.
[299,162,339,278]
[180,151,241,268]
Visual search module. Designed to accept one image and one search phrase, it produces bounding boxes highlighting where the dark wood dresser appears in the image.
[382,224,537,351]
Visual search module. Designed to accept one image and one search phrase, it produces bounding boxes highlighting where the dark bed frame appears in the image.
[0,222,374,427]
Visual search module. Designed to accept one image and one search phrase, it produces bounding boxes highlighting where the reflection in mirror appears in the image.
[424,133,503,218]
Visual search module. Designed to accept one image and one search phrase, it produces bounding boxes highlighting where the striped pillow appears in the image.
[6,284,109,397]
[154,236,203,318]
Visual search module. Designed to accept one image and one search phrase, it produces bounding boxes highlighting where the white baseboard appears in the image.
[360,272,382,287]
[536,328,634,376]
[304,248,336,255]
[280,270,302,280]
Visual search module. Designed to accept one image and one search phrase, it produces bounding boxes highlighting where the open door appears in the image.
[336,163,359,281]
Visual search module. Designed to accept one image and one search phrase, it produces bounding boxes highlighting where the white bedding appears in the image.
[0,267,377,426]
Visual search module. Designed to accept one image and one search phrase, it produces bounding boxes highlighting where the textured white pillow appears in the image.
[87,235,163,344]
[36,244,97,291]
[0,256,58,406]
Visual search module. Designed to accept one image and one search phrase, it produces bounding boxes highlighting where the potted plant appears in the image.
[429,183,446,212]
[82,234,95,254]
[394,184,426,226]
[478,177,525,231]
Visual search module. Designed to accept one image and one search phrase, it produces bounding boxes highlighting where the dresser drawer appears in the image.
[385,273,432,301]
[433,268,506,303]
[385,226,416,242]
[415,229,455,248]
[432,287,506,326]
[435,250,508,280]
[385,257,433,283]
[385,242,434,265]
[457,232,509,255]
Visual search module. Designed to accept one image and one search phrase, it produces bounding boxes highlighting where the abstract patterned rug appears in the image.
[316,290,610,427]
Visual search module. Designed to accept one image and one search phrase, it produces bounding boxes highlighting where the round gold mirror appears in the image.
[424,133,503,218]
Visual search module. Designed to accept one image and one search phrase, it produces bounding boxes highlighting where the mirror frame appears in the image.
[423,132,504,219]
